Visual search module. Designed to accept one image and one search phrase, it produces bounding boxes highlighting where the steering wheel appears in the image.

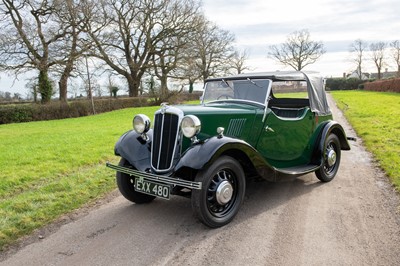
[217,94,233,100]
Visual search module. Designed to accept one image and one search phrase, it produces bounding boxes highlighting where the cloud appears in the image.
[203,0,400,76]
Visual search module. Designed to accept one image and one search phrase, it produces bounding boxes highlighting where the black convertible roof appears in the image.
[206,71,331,116]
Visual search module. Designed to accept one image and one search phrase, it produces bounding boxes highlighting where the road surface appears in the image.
[1,94,400,265]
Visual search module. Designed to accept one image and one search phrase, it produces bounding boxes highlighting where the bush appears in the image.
[325,78,367,91]
[363,78,400,92]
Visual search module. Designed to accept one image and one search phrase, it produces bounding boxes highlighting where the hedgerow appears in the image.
[0,92,202,124]
[363,78,400,92]
[0,97,148,124]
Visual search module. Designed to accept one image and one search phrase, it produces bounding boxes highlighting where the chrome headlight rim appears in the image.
[133,114,151,134]
[181,115,201,138]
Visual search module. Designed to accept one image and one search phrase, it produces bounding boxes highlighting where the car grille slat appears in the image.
[151,112,180,172]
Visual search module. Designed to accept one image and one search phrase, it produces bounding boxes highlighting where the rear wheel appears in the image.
[315,134,341,182]
[116,158,155,204]
[191,156,246,228]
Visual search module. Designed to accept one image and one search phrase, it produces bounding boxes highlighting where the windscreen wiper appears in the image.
[222,79,234,91]
[247,78,263,89]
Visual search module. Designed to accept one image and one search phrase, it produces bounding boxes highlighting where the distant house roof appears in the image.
[346,71,370,80]
[370,71,398,79]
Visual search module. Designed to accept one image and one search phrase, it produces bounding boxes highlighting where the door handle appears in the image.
[265,126,275,132]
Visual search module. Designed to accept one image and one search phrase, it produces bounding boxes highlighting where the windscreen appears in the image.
[202,79,270,104]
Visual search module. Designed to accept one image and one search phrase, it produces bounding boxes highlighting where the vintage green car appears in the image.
[107,71,351,227]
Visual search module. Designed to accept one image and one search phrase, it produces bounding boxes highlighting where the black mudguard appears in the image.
[312,121,351,165]
[320,121,351,150]
[114,129,153,171]
[174,136,276,179]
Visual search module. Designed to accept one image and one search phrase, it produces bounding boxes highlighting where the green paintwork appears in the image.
[174,102,333,169]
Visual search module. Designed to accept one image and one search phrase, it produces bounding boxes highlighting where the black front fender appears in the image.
[175,136,276,179]
[114,129,153,171]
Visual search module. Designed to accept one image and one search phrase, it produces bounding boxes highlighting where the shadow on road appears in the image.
[114,173,324,238]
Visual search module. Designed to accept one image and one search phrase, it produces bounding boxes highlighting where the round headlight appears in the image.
[133,114,151,134]
[181,115,201,138]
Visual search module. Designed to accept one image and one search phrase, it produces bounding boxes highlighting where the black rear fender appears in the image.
[312,121,350,165]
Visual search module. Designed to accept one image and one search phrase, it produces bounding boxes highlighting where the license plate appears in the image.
[134,179,170,200]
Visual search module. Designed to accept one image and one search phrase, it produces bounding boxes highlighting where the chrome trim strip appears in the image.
[156,115,165,169]
[106,162,202,190]
[263,80,273,122]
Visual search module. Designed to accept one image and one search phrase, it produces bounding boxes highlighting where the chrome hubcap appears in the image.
[327,149,337,167]
[216,180,233,205]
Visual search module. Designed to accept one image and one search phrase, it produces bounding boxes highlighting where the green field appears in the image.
[0,105,161,250]
[331,91,400,190]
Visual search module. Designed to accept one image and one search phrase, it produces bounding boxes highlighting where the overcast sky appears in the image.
[203,0,400,76]
[1,0,399,95]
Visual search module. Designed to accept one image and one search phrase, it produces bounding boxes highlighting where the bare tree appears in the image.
[25,77,39,102]
[170,16,235,94]
[0,0,89,102]
[0,0,57,103]
[349,39,368,80]
[390,40,400,77]
[268,29,325,71]
[150,0,200,99]
[370,42,386,79]
[106,74,119,98]
[193,18,235,82]
[84,0,199,97]
[52,0,90,102]
[230,49,251,74]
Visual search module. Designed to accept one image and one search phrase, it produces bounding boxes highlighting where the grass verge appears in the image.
[0,105,163,251]
[331,91,400,190]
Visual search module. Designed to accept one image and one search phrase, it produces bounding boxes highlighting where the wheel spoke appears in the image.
[206,169,237,217]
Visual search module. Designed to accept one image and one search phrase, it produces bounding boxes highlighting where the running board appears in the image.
[276,164,320,175]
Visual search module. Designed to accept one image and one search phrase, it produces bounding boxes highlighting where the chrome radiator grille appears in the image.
[151,112,180,172]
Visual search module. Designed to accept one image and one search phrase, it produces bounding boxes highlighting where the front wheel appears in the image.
[116,158,156,204]
[315,134,341,182]
[191,156,246,228]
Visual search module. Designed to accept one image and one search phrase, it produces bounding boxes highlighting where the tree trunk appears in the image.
[160,75,168,99]
[189,80,194,93]
[38,70,53,104]
[58,77,68,102]
[127,75,139,97]
[59,62,74,102]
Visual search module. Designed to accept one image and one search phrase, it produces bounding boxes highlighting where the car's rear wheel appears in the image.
[191,156,246,228]
[315,134,341,182]
[116,158,156,204]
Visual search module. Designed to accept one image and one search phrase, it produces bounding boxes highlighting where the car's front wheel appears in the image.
[116,158,156,204]
[191,156,246,228]
[315,134,341,182]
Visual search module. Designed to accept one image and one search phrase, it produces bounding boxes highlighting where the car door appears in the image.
[256,108,315,167]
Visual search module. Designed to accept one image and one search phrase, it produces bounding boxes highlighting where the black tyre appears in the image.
[315,134,341,182]
[116,158,155,204]
[191,156,246,228]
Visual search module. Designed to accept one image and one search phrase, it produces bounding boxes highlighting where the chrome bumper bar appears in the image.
[106,162,202,190]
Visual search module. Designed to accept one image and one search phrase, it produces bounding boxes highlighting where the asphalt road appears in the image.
[1,94,400,265]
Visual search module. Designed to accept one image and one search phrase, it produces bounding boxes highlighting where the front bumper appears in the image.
[106,162,202,190]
